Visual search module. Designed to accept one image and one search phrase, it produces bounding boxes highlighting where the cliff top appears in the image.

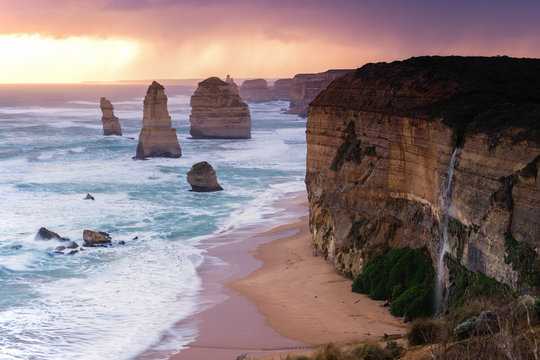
[199,76,228,87]
[147,81,165,93]
[312,56,540,142]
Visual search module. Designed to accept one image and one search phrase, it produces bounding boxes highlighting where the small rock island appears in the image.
[189,77,251,139]
[135,81,182,159]
[100,97,122,136]
[187,161,223,192]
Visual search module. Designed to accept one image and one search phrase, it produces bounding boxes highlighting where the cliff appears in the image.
[239,79,272,103]
[100,97,122,136]
[226,74,239,95]
[271,78,293,101]
[135,81,182,159]
[305,56,540,294]
[289,69,351,117]
[190,77,251,139]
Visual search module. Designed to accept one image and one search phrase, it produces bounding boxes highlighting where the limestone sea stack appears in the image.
[225,74,239,95]
[190,77,251,139]
[135,81,182,159]
[239,79,272,103]
[288,69,351,117]
[187,161,223,192]
[100,97,122,136]
[271,78,293,101]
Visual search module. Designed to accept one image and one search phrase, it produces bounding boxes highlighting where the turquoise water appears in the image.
[0,84,307,359]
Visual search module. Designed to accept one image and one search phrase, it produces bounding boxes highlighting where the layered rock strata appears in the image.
[305,56,540,292]
[190,77,251,139]
[239,79,272,103]
[225,74,239,95]
[100,97,122,136]
[187,161,223,192]
[135,81,182,159]
[271,78,293,101]
[289,70,351,117]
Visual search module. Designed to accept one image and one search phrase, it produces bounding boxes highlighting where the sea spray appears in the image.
[435,148,458,314]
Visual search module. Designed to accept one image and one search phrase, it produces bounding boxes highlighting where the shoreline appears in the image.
[169,191,407,359]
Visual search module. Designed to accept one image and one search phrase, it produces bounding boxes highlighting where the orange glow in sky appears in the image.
[0,0,539,83]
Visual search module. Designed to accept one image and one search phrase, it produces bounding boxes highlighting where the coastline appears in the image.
[168,191,407,359]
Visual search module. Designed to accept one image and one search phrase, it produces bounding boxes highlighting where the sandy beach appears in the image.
[171,192,407,359]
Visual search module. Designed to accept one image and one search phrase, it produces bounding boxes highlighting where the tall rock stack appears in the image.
[239,79,272,103]
[271,78,293,101]
[135,81,182,159]
[100,97,122,136]
[190,77,251,139]
[288,69,351,117]
[225,74,239,95]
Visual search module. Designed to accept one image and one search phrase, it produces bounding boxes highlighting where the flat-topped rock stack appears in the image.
[271,78,293,101]
[239,79,272,103]
[190,77,251,139]
[225,74,239,95]
[135,81,182,159]
[100,97,122,136]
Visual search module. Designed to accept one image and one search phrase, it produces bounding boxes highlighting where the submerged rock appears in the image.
[84,193,95,200]
[135,81,182,159]
[66,241,79,249]
[239,79,272,103]
[187,161,223,192]
[36,227,69,241]
[11,245,23,250]
[100,97,122,136]
[83,230,112,247]
[190,77,251,139]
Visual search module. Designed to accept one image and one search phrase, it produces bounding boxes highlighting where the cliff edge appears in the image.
[306,56,540,295]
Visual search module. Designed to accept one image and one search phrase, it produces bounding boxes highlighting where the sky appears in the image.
[0,0,539,83]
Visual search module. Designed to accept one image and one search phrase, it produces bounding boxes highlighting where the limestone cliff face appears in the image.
[136,81,182,159]
[305,57,540,291]
[289,70,351,117]
[226,74,239,95]
[239,79,272,103]
[271,78,293,101]
[100,97,122,136]
[190,77,251,139]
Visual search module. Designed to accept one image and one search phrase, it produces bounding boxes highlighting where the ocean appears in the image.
[0,84,307,359]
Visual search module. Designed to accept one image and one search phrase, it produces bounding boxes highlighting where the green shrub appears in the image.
[313,343,341,360]
[406,317,442,346]
[351,341,393,360]
[532,298,540,319]
[384,341,404,358]
[352,247,435,318]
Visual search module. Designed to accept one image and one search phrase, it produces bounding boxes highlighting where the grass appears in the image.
[352,246,435,318]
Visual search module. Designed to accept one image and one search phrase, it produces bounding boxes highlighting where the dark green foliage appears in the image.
[446,256,511,309]
[384,341,403,358]
[504,232,540,290]
[531,298,540,319]
[352,247,435,318]
[406,317,442,346]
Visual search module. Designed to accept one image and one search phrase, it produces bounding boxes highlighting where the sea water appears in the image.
[0,84,307,359]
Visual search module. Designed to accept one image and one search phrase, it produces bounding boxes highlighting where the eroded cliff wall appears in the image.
[305,57,540,291]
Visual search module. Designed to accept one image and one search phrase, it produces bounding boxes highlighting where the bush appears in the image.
[384,341,404,358]
[313,343,342,360]
[352,247,435,318]
[406,317,442,346]
[351,341,393,360]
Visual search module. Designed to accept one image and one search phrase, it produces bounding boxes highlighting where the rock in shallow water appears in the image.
[187,161,223,192]
[84,193,95,200]
[36,227,69,241]
[100,97,122,136]
[83,230,112,247]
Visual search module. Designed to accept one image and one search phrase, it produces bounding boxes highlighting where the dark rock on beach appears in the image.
[84,193,95,200]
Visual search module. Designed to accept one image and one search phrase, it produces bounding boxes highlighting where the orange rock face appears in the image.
[239,79,271,103]
[288,70,351,117]
[190,77,251,139]
[135,81,181,159]
[271,78,293,101]
[100,97,122,136]
[305,57,540,289]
